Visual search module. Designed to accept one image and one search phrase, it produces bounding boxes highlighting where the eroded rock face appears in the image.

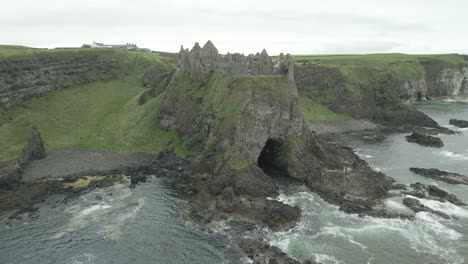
[405,132,444,148]
[0,54,121,109]
[449,119,468,128]
[0,128,46,188]
[158,43,392,227]
[410,167,468,185]
[432,67,468,97]
[16,128,46,168]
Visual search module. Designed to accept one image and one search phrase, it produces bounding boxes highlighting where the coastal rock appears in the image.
[0,128,46,188]
[402,197,450,219]
[410,167,468,185]
[259,200,301,230]
[158,42,393,230]
[449,119,468,128]
[238,238,315,264]
[402,182,466,206]
[405,132,444,147]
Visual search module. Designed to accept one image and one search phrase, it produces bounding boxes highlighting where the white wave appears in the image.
[383,198,414,215]
[354,149,373,159]
[317,226,368,251]
[315,254,344,264]
[439,150,468,161]
[267,190,465,264]
[417,198,468,219]
[79,204,111,216]
[66,253,96,264]
[442,99,468,103]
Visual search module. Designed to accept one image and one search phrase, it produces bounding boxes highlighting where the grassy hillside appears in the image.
[0,47,188,162]
[298,96,349,121]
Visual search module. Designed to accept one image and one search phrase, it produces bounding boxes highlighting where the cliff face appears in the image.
[0,128,45,188]
[155,44,391,221]
[396,67,468,99]
[295,65,439,128]
[431,67,468,97]
[0,52,123,110]
[295,59,468,128]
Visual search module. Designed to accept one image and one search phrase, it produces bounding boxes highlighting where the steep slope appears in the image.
[294,54,468,127]
[155,68,391,225]
[0,48,187,163]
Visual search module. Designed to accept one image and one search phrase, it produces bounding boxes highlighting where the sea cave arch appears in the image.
[257,138,290,178]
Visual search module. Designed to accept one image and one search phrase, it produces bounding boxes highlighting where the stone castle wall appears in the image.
[176,41,294,81]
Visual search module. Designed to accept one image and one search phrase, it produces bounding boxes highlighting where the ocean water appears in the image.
[0,177,242,264]
[1,100,467,264]
[259,100,468,264]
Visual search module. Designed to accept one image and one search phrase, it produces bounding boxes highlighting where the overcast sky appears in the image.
[2,0,467,55]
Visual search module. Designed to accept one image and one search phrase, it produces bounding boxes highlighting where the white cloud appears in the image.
[1,0,467,54]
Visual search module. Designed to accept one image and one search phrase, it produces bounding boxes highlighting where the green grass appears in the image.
[298,96,349,121]
[293,53,468,67]
[0,76,189,163]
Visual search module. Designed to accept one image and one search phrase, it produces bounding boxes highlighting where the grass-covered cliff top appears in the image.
[0,46,188,162]
[293,53,468,67]
[293,53,468,80]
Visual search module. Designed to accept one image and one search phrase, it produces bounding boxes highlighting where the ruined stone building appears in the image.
[176,41,295,81]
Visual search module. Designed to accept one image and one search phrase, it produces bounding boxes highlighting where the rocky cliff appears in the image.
[0,128,46,188]
[0,51,124,110]
[395,66,468,100]
[154,43,392,227]
[295,56,468,128]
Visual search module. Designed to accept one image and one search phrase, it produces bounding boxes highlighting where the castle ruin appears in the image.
[176,41,295,81]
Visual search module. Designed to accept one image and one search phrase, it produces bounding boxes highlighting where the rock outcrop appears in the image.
[0,128,46,187]
[157,43,392,228]
[402,182,466,206]
[449,119,468,128]
[430,67,468,97]
[410,167,468,185]
[294,65,441,128]
[238,238,316,264]
[176,41,295,81]
[402,197,450,219]
[405,132,444,148]
[0,52,121,109]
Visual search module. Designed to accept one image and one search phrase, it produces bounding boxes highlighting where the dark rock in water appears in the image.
[402,197,426,212]
[238,238,315,264]
[402,182,466,206]
[129,171,147,188]
[259,200,301,231]
[410,167,468,185]
[427,185,466,206]
[402,197,450,219]
[449,119,468,128]
[405,132,444,148]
